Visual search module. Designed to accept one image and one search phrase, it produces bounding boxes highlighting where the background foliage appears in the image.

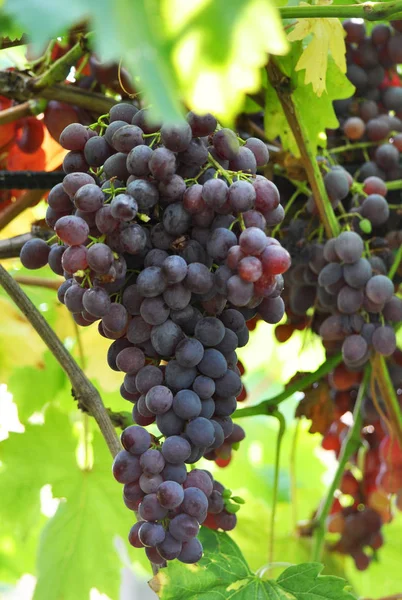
[1,0,402,599]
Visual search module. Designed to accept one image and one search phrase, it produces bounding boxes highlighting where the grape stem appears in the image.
[386,179,402,191]
[269,411,285,564]
[266,60,340,238]
[328,140,380,155]
[0,264,121,458]
[279,0,402,20]
[207,152,234,185]
[311,366,371,562]
[233,351,343,419]
[388,244,402,280]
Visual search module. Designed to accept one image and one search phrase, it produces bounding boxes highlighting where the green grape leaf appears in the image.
[277,563,356,600]
[0,9,25,43]
[265,42,355,157]
[0,407,77,530]
[150,528,355,600]
[4,0,288,124]
[7,351,67,422]
[33,426,148,600]
[0,407,149,599]
[162,0,288,123]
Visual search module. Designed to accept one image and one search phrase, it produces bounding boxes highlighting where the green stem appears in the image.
[207,152,233,184]
[329,140,380,155]
[389,244,402,280]
[272,188,302,236]
[385,179,402,191]
[233,352,342,419]
[267,60,340,238]
[269,411,286,564]
[373,355,402,449]
[32,32,94,90]
[280,0,402,21]
[311,367,370,562]
[289,419,300,533]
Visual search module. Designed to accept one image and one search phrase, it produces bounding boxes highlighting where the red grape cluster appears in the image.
[332,19,402,185]
[19,104,292,565]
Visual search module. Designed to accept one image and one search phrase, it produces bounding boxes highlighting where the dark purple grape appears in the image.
[169,513,200,542]
[213,128,239,160]
[145,385,174,415]
[20,238,50,269]
[157,533,182,560]
[157,480,185,509]
[112,450,141,483]
[372,325,396,356]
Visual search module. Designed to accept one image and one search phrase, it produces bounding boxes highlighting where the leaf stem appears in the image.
[0,265,121,458]
[372,354,402,449]
[289,419,301,533]
[269,411,286,564]
[311,366,370,562]
[233,352,342,419]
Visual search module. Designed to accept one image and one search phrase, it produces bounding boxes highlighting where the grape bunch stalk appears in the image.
[19,104,291,565]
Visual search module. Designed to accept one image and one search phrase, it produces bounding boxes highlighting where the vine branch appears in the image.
[0,189,46,231]
[233,352,342,419]
[32,32,94,91]
[0,264,121,458]
[279,0,402,20]
[0,100,38,125]
[13,275,62,290]
[266,60,340,238]
[0,70,116,114]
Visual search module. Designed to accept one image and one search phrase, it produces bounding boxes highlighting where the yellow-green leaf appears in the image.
[163,0,289,123]
[287,1,346,97]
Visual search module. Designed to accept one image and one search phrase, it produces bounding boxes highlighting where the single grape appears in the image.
[145,385,174,415]
[20,238,50,269]
[161,436,192,464]
[169,513,200,542]
[157,480,185,509]
[55,215,89,246]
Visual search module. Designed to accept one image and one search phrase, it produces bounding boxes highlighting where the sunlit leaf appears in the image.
[150,528,355,600]
[287,0,346,97]
[164,0,288,123]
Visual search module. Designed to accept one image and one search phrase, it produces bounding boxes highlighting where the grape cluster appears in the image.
[316,230,400,368]
[19,104,291,565]
[113,425,239,566]
[332,19,402,184]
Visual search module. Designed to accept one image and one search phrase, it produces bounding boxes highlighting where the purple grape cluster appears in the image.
[19,104,292,565]
[316,231,401,368]
[113,425,239,566]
